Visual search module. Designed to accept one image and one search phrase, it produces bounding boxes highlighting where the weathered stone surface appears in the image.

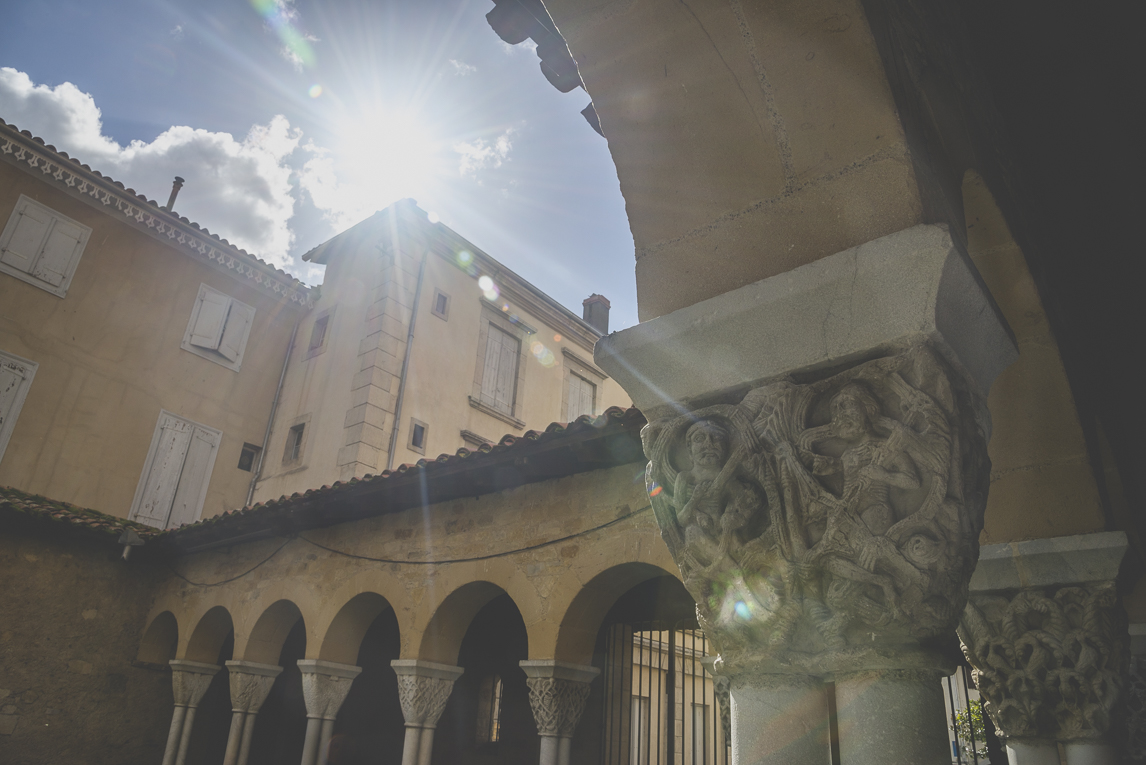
[969,532,1127,593]
[959,581,1127,743]
[519,661,599,737]
[644,343,988,674]
[596,223,1016,420]
[297,660,361,720]
[225,661,282,714]
[391,660,462,728]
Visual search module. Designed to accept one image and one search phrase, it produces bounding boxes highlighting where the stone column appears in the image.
[297,660,362,765]
[162,660,220,765]
[391,660,463,765]
[1127,623,1146,763]
[520,661,600,765]
[959,532,1129,765]
[222,661,282,765]
[594,224,1018,765]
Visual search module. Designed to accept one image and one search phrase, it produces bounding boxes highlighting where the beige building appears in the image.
[252,199,629,501]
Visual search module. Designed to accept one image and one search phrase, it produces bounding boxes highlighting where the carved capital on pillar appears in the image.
[520,661,599,737]
[961,579,1127,744]
[225,661,282,714]
[169,659,221,707]
[391,660,463,729]
[297,660,362,720]
[644,343,991,674]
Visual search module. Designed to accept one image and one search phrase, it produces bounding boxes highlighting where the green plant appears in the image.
[952,702,990,760]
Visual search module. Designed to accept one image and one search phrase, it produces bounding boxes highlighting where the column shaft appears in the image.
[416,726,435,765]
[556,735,572,765]
[835,670,949,765]
[222,710,245,765]
[1065,742,1119,765]
[318,718,336,765]
[730,677,830,765]
[237,712,257,765]
[160,705,187,765]
[174,705,197,765]
[537,734,559,765]
[400,726,421,765]
[300,717,322,765]
[1006,741,1061,765]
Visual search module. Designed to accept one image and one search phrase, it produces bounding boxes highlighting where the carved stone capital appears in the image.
[1127,656,1146,761]
[169,659,221,708]
[225,661,282,714]
[391,660,463,729]
[959,581,1127,743]
[297,660,362,720]
[520,661,599,738]
[643,343,989,675]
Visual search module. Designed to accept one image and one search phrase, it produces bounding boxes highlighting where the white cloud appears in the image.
[454,129,514,177]
[281,46,305,71]
[449,59,477,76]
[500,39,538,55]
[0,68,301,267]
[170,24,184,40]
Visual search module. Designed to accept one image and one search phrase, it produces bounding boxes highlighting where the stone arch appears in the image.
[318,592,397,665]
[242,599,305,664]
[137,610,178,665]
[184,605,234,663]
[417,580,516,664]
[553,562,681,664]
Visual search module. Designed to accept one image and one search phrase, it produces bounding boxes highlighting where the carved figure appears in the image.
[644,343,988,671]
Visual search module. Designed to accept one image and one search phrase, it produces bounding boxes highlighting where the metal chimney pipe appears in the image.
[166,177,185,211]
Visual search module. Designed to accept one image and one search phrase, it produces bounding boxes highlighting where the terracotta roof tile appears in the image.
[0,486,160,542]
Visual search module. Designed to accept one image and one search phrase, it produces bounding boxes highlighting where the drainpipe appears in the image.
[385,248,429,471]
[247,317,301,507]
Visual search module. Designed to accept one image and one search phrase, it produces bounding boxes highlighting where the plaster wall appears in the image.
[963,172,1106,543]
[0,161,303,520]
[0,527,172,763]
[254,211,628,501]
[545,0,926,320]
[150,464,671,670]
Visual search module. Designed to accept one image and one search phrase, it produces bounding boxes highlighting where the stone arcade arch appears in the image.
[138,610,179,665]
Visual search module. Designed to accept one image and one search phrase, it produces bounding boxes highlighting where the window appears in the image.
[306,310,332,359]
[562,348,605,422]
[475,675,504,744]
[129,411,221,529]
[408,418,428,455]
[181,284,256,372]
[431,289,450,320]
[0,195,91,297]
[0,349,38,465]
[480,326,519,415]
[566,373,597,421]
[238,443,261,472]
[284,423,306,464]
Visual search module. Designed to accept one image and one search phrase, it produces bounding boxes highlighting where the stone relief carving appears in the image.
[228,671,279,715]
[643,344,989,673]
[171,667,219,708]
[525,677,593,737]
[300,672,357,720]
[712,673,731,745]
[396,675,457,728]
[959,582,1127,743]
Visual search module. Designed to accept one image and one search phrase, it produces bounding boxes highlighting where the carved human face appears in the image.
[831,391,870,440]
[688,424,728,469]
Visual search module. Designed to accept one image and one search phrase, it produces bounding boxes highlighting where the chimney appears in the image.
[582,294,610,334]
[165,177,185,211]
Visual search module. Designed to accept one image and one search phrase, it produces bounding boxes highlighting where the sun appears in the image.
[334,107,442,203]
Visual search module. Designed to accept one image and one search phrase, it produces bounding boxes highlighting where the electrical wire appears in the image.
[164,504,653,586]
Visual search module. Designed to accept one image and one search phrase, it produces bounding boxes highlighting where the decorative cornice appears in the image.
[0,121,312,307]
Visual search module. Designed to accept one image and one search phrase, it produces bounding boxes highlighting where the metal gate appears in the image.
[943,663,1007,764]
[600,622,730,765]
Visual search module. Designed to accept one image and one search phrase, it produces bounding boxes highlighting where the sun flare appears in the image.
[334,108,441,203]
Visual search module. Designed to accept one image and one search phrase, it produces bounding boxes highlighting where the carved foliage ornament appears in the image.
[229,671,278,714]
[396,675,457,728]
[643,344,989,672]
[525,677,593,738]
[300,672,357,720]
[959,583,1127,742]
[171,668,219,708]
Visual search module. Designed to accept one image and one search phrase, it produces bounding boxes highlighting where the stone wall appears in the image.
[0,522,169,764]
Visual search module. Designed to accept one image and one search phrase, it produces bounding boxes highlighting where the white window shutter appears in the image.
[0,365,26,429]
[189,291,231,351]
[134,415,193,528]
[31,219,86,287]
[0,202,51,273]
[217,301,253,363]
[481,328,505,407]
[167,426,220,528]
[0,351,38,465]
[494,330,519,414]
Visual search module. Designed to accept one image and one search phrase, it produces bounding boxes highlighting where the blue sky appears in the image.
[0,0,638,329]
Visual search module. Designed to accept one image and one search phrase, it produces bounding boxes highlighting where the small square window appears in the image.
[306,310,333,359]
[408,418,428,455]
[238,443,261,472]
[431,289,450,320]
[181,284,256,372]
[0,195,92,298]
[284,423,305,464]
